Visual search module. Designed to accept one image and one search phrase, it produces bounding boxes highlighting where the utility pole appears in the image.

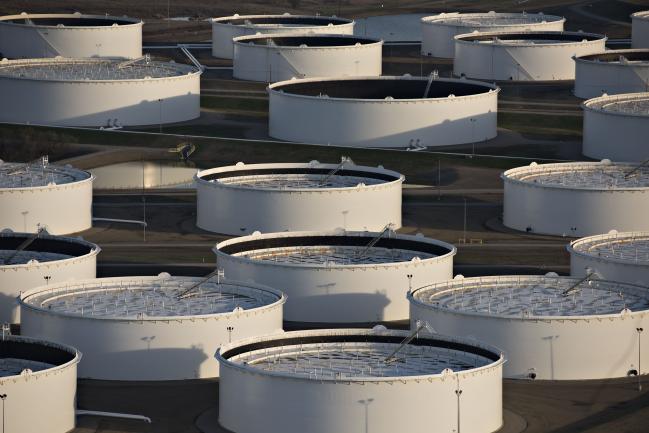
[638,327,644,392]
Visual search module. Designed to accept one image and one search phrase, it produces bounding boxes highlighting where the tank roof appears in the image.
[215,231,455,268]
[213,14,352,26]
[196,162,403,191]
[0,58,199,82]
[0,336,78,381]
[0,13,141,27]
[0,232,98,266]
[20,275,284,320]
[0,160,90,188]
[234,34,379,47]
[502,162,649,190]
[570,231,649,266]
[576,49,649,64]
[631,11,649,20]
[410,275,649,318]
[422,12,564,27]
[218,329,502,381]
[269,76,498,100]
[583,93,649,117]
[456,30,605,45]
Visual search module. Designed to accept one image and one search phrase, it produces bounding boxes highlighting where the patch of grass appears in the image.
[200,95,268,113]
[499,112,582,139]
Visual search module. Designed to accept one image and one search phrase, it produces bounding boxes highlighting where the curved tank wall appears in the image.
[632,11,649,49]
[574,50,649,99]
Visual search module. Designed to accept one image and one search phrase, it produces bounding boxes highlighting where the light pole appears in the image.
[455,375,462,433]
[0,394,7,433]
[158,98,164,133]
[638,327,644,392]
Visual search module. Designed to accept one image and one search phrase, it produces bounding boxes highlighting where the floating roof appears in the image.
[570,231,649,266]
[0,161,90,189]
[422,12,564,27]
[0,232,98,266]
[0,13,141,27]
[583,93,649,117]
[234,34,379,47]
[213,14,352,27]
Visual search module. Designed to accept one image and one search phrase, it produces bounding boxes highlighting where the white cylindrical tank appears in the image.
[20,274,285,381]
[582,93,649,162]
[502,161,649,237]
[0,57,201,127]
[214,230,456,323]
[1,159,93,234]
[632,11,649,49]
[268,75,499,148]
[217,328,504,433]
[233,34,382,82]
[421,11,565,58]
[569,231,649,286]
[0,231,99,324]
[409,274,649,380]
[195,160,403,235]
[0,336,80,433]
[574,50,649,99]
[0,12,142,59]
[90,161,198,190]
[212,14,355,59]
[454,31,607,81]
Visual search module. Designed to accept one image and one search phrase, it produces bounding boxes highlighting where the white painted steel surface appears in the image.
[0,58,201,127]
[0,13,142,59]
[409,275,649,380]
[0,336,80,433]
[0,232,99,323]
[0,161,93,234]
[214,230,456,323]
[502,161,649,236]
[91,161,198,189]
[574,50,649,98]
[233,34,382,82]
[195,161,403,235]
[268,75,499,148]
[421,12,565,58]
[632,11,649,48]
[211,14,355,59]
[569,231,649,286]
[582,93,649,162]
[217,328,504,433]
[19,275,285,380]
[454,31,607,81]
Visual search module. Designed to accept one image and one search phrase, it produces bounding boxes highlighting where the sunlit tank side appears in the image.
[502,161,649,237]
[233,34,382,82]
[268,75,499,148]
[0,336,80,433]
[195,161,403,235]
[217,328,504,433]
[582,92,649,162]
[569,231,649,286]
[421,11,565,58]
[0,57,201,127]
[574,50,649,99]
[0,232,99,323]
[90,161,198,190]
[409,274,649,380]
[632,11,649,49]
[214,230,456,323]
[19,274,285,380]
[211,14,355,59]
[0,12,142,59]
[0,160,93,234]
[454,31,607,81]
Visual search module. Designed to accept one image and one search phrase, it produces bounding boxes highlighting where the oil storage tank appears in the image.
[268,75,499,148]
[0,231,99,323]
[0,56,201,127]
[217,328,504,433]
[582,92,649,162]
[569,231,649,286]
[20,274,285,380]
[195,160,403,235]
[212,14,354,59]
[1,158,93,234]
[0,336,80,433]
[214,230,456,323]
[0,12,142,59]
[574,50,649,99]
[454,31,607,81]
[502,161,649,237]
[233,34,382,82]
[421,11,565,58]
[410,274,649,380]
[632,11,649,49]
